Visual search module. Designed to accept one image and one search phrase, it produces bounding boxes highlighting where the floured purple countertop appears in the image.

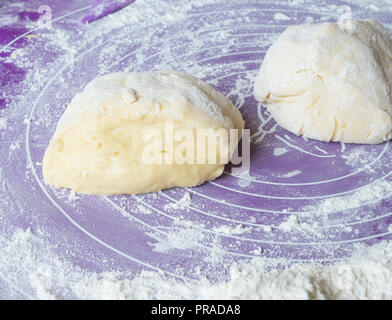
[1,0,392,299]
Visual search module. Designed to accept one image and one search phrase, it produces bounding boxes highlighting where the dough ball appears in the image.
[254,20,392,144]
[43,71,244,195]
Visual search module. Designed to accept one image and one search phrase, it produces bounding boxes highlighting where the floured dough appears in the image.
[43,71,244,195]
[254,20,392,144]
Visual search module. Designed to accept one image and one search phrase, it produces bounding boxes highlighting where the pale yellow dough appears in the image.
[254,20,392,144]
[42,71,244,195]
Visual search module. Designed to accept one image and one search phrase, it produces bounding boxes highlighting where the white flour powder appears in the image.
[1,227,392,299]
[164,192,192,210]
[1,0,392,300]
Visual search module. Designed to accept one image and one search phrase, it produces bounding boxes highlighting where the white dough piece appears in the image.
[43,71,244,195]
[254,20,392,144]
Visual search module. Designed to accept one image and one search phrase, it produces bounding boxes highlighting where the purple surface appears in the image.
[1,0,392,297]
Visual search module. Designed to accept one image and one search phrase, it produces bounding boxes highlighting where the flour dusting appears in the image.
[1,228,392,300]
[165,192,192,210]
[1,0,392,300]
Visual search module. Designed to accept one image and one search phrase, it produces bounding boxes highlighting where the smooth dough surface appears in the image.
[254,20,392,144]
[43,71,244,195]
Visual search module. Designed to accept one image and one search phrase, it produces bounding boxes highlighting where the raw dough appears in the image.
[43,71,244,195]
[254,20,392,144]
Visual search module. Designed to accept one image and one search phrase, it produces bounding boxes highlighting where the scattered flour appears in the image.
[273,147,288,156]
[9,140,20,150]
[313,180,392,215]
[136,204,153,214]
[274,12,291,21]
[165,192,192,210]
[262,225,272,233]
[0,117,7,130]
[147,217,208,252]
[276,179,392,236]
[2,0,392,300]
[1,228,392,300]
[281,170,301,178]
[341,147,372,167]
[212,224,252,235]
[278,215,300,232]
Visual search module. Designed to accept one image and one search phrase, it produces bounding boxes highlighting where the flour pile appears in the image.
[1,228,392,299]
